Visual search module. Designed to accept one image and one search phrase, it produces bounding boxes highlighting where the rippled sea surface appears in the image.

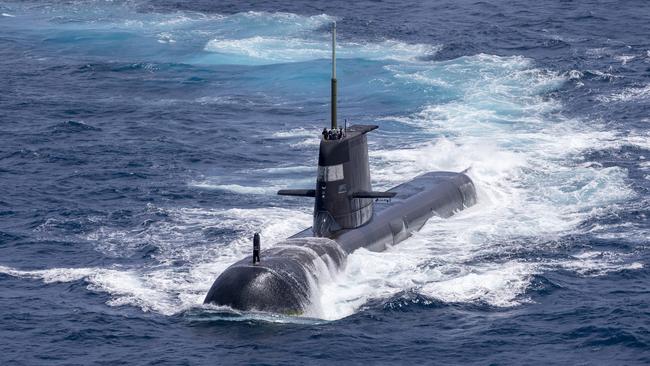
[1,0,649,364]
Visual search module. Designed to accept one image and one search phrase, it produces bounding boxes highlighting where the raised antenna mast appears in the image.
[330,22,337,130]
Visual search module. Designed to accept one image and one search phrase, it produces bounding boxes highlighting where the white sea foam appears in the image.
[199,11,438,65]
[557,251,644,276]
[270,127,318,138]
[0,265,94,283]
[191,182,279,195]
[204,37,438,65]
[190,175,313,196]
[420,261,535,306]
[2,206,313,316]
[567,69,584,80]
[586,47,609,58]
[615,55,635,65]
[2,9,641,320]
[255,165,314,174]
[315,54,638,320]
[7,3,434,66]
[157,32,176,44]
[269,127,321,147]
[597,84,650,103]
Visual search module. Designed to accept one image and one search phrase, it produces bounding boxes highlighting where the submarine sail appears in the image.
[204,23,477,315]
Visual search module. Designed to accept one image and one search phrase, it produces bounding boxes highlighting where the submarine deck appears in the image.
[290,170,474,252]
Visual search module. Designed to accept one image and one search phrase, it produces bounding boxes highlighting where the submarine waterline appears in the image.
[203,23,477,315]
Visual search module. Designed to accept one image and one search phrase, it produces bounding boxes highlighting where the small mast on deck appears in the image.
[330,22,337,130]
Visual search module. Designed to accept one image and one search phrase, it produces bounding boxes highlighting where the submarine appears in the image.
[204,23,477,315]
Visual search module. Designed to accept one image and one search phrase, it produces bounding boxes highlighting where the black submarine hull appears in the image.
[204,171,476,315]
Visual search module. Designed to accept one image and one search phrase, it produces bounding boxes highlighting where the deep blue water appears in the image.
[1,0,649,364]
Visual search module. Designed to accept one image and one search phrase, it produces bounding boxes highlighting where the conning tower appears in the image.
[278,23,394,236]
[314,125,378,235]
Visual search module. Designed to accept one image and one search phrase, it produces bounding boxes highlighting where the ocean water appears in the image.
[1,0,649,364]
